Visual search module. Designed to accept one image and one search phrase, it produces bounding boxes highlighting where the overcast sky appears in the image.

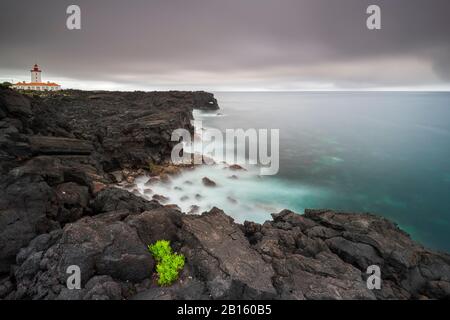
[1,0,449,91]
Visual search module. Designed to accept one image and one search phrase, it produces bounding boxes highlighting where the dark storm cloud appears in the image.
[0,0,449,90]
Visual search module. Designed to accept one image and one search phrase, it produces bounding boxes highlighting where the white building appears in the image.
[12,64,61,91]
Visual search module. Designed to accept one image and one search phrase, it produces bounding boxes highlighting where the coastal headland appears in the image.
[0,88,449,300]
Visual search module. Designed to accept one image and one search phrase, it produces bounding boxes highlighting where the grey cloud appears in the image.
[0,0,449,90]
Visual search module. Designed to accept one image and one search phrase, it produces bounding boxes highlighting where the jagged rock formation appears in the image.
[0,88,449,300]
[0,88,217,275]
[3,200,449,300]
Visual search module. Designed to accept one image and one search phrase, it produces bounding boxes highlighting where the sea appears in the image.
[135,92,450,253]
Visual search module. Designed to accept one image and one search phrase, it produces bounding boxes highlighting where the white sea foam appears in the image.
[130,109,324,223]
[133,163,323,223]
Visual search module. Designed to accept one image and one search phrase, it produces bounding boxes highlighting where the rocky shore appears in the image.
[0,88,449,300]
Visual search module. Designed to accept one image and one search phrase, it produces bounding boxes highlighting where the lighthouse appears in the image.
[30,64,42,82]
[11,64,61,91]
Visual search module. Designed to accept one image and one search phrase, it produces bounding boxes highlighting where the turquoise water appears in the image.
[138,92,450,253]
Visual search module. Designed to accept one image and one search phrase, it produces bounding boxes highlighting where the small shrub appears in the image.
[148,160,156,174]
[147,160,165,176]
[148,240,172,261]
[148,240,185,286]
[156,254,185,286]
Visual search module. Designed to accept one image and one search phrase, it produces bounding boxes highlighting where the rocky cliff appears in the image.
[0,88,217,274]
[0,88,449,300]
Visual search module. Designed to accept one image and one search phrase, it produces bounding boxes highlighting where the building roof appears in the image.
[13,81,60,87]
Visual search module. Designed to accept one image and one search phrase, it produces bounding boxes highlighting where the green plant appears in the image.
[148,160,155,173]
[148,240,172,260]
[148,240,185,286]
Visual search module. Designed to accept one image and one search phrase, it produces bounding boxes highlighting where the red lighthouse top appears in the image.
[31,64,41,72]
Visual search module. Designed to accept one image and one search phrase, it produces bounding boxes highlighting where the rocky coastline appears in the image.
[0,88,449,300]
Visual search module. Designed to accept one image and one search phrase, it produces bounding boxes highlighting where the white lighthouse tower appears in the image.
[30,64,42,82]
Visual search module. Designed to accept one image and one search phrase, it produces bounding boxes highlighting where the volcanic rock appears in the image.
[202,177,216,187]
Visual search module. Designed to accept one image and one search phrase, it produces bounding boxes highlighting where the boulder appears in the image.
[93,187,160,213]
[180,208,277,299]
[9,209,157,299]
[152,194,169,204]
[0,175,59,273]
[202,177,216,187]
[227,164,246,171]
